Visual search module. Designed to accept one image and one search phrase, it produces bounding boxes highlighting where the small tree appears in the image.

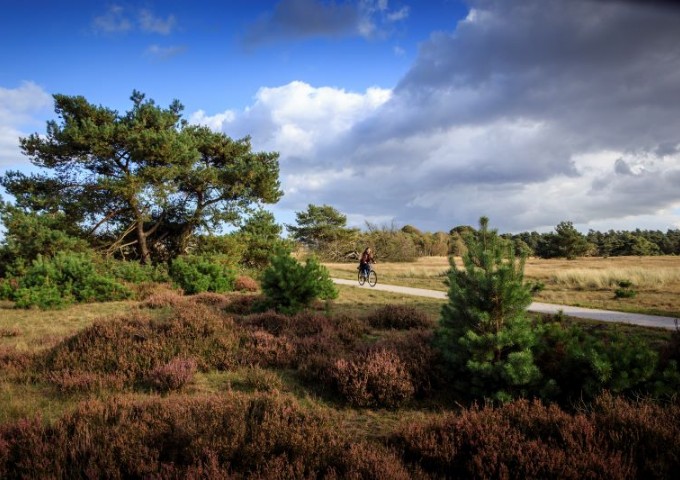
[551,221,591,259]
[238,209,290,268]
[286,204,358,251]
[436,216,541,402]
[261,249,338,314]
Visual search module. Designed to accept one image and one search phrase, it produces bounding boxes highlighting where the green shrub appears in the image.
[103,259,169,284]
[535,322,658,402]
[169,255,236,295]
[13,284,68,309]
[7,253,132,309]
[614,287,637,299]
[614,279,637,299]
[260,249,337,314]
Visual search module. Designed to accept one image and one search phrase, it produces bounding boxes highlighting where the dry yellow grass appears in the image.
[0,300,141,353]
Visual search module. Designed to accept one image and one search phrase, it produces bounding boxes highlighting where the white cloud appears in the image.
[93,6,177,36]
[189,110,236,131]
[93,5,132,34]
[386,6,409,22]
[144,44,187,59]
[192,81,391,159]
[0,82,51,168]
[139,10,176,35]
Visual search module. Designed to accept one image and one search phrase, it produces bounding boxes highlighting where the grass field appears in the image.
[324,255,680,318]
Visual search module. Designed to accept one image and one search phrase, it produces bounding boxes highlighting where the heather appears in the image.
[0,288,678,478]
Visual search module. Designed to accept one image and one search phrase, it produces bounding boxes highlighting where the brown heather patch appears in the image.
[129,281,181,302]
[146,357,198,392]
[47,370,125,395]
[40,303,239,387]
[239,330,297,368]
[393,397,635,479]
[331,349,415,408]
[143,290,188,309]
[190,291,230,309]
[590,392,680,479]
[222,292,265,314]
[366,304,433,330]
[0,348,35,378]
[371,330,442,396]
[234,275,259,292]
[0,392,417,479]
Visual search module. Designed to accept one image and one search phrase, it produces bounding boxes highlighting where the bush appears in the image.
[143,289,188,309]
[331,349,415,408]
[191,291,230,308]
[239,330,297,368]
[614,287,637,299]
[373,330,442,396]
[591,392,680,479]
[103,259,169,284]
[234,275,259,292]
[169,255,236,295]
[236,367,284,392]
[41,304,239,386]
[47,371,125,394]
[392,396,636,479]
[365,304,432,330]
[222,293,265,315]
[535,322,659,403]
[8,253,132,309]
[260,250,337,314]
[146,357,197,392]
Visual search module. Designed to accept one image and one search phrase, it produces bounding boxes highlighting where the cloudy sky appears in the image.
[2,0,680,234]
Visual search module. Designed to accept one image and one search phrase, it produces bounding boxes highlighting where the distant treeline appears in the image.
[395,221,680,260]
[509,227,680,258]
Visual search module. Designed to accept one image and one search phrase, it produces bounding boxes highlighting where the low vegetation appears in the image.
[0,285,678,478]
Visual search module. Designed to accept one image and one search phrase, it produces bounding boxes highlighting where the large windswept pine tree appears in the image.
[1,91,282,263]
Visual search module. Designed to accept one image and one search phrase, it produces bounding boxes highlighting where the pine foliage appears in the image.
[437,216,540,401]
[261,249,338,314]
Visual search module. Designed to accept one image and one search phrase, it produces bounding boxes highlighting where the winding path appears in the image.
[332,278,679,330]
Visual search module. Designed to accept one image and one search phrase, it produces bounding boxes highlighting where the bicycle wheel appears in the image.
[368,270,377,287]
[358,270,366,285]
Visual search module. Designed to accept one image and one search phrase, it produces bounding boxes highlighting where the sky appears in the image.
[2,0,680,235]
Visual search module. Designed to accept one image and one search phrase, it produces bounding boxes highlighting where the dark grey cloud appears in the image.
[326,0,680,231]
[242,0,410,47]
[243,0,359,46]
[392,0,680,149]
[213,0,680,233]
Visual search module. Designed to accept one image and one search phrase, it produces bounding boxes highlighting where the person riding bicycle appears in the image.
[359,247,374,278]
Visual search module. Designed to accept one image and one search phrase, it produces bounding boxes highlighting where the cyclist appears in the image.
[359,247,374,279]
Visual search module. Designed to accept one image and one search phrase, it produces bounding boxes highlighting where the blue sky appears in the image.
[2,0,680,234]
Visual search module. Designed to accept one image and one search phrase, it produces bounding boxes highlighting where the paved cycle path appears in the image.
[332,278,679,330]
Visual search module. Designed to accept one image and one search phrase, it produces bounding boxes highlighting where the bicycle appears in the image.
[357,264,377,287]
